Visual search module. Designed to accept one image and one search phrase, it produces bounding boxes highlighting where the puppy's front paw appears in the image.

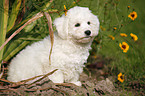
[71,81,82,86]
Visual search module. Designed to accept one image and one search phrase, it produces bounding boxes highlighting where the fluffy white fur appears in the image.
[7,6,100,86]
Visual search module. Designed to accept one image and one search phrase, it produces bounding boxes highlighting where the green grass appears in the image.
[76,0,145,82]
[78,0,145,92]
[98,0,145,83]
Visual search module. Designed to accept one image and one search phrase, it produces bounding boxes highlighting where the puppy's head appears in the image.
[54,6,100,43]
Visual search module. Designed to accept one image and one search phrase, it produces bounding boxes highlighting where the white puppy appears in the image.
[7,6,99,86]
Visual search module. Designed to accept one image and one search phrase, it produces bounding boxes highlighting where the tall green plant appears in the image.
[7,0,21,32]
[1,0,56,63]
[0,0,9,70]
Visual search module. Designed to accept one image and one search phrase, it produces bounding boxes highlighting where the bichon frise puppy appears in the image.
[7,6,100,86]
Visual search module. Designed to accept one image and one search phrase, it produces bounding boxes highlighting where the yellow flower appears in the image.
[119,42,129,53]
[73,1,76,4]
[118,73,125,83]
[130,33,138,41]
[114,27,117,30]
[127,6,130,9]
[109,35,115,40]
[120,33,127,37]
[64,5,67,16]
[128,11,137,21]
[100,26,106,31]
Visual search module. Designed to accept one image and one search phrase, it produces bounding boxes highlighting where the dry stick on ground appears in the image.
[0,69,69,95]
[44,12,54,65]
[0,69,58,90]
[55,83,78,87]
[26,69,58,87]
[0,75,44,89]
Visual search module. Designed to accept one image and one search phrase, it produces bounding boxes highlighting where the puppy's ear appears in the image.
[53,15,68,39]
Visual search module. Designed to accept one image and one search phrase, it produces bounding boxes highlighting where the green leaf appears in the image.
[3,41,30,61]
[7,0,21,32]
[0,0,9,68]
[24,20,37,32]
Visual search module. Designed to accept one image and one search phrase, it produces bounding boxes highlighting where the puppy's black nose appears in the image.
[85,30,91,36]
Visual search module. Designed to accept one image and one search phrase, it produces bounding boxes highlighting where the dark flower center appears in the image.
[122,45,126,49]
[132,37,135,40]
[120,75,123,80]
[131,14,135,17]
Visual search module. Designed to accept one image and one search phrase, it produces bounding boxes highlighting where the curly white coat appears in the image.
[7,6,100,86]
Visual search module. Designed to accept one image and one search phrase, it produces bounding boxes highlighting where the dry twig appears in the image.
[44,12,54,65]
[27,69,57,87]
[55,83,78,87]
[0,69,58,89]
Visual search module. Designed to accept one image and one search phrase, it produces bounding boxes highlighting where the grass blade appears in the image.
[7,0,21,32]
[3,41,30,61]
[0,0,9,69]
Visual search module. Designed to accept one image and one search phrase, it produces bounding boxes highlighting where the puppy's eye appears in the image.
[87,21,91,25]
[75,23,80,27]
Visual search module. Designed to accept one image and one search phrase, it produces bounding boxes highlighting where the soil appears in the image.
[0,72,117,96]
